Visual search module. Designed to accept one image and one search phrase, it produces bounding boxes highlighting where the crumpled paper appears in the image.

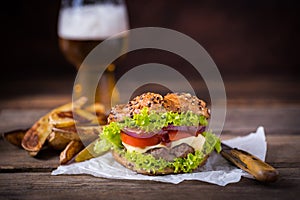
[52,126,266,186]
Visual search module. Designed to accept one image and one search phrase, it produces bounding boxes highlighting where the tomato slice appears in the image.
[121,129,201,148]
[120,132,161,148]
[168,131,193,141]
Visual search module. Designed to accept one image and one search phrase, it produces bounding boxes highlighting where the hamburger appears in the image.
[94,92,221,175]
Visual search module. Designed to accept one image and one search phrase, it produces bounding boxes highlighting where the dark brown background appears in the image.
[1,0,299,99]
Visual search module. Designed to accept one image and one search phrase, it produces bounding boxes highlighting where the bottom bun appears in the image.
[112,150,209,175]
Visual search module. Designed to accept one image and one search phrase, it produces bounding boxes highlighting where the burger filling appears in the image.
[94,107,221,174]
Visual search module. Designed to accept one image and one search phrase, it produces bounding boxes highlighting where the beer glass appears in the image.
[58,0,129,109]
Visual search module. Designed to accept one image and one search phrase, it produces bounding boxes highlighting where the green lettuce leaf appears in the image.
[122,107,208,132]
[122,150,169,173]
[93,138,111,155]
[94,122,122,153]
[202,131,221,154]
[122,131,221,173]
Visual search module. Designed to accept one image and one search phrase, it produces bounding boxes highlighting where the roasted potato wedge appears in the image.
[60,140,84,165]
[74,109,97,122]
[49,111,75,128]
[49,97,88,128]
[52,125,101,142]
[84,103,107,125]
[51,126,80,141]
[75,138,108,163]
[48,132,72,151]
[85,103,106,115]
[21,97,107,160]
[3,129,27,148]
[75,139,99,162]
[21,97,88,156]
[21,113,52,156]
[49,104,105,127]
[75,126,102,142]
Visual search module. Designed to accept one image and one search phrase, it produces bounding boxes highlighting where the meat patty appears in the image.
[170,143,195,158]
[147,143,195,162]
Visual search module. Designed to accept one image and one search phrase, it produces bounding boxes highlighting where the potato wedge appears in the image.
[60,140,84,165]
[20,97,106,159]
[74,109,97,122]
[75,138,108,163]
[52,125,101,143]
[75,139,99,162]
[49,97,88,128]
[49,111,75,128]
[21,97,88,156]
[21,113,52,155]
[73,108,107,125]
[85,103,106,115]
[49,107,103,127]
[84,103,107,125]
[51,126,79,140]
[3,129,27,148]
[48,132,72,151]
[76,126,102,142]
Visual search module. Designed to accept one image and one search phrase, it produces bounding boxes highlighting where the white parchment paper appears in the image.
[52,126,266,186]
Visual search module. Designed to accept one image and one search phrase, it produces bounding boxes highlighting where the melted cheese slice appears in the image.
[122,134,206,154]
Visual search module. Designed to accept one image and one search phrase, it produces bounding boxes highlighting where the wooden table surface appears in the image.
[0,77,299,200]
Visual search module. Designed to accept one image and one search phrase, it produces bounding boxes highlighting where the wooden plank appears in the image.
[223,105,300,133]
[0,139,59,172]
[0,135,299,171]
[0,109,50,133]
[224,78,300,103]
[0,168,299,200]
[264,136,300,165]
[0,78,299,110]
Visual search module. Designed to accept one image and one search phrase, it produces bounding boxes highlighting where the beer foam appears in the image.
[58,4,129,40]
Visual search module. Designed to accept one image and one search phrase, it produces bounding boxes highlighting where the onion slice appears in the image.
[163,125,206,134]
[122,127,167,138]
[122,125,206,139]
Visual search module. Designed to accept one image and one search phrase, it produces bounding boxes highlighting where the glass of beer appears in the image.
[57,0,129,108]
